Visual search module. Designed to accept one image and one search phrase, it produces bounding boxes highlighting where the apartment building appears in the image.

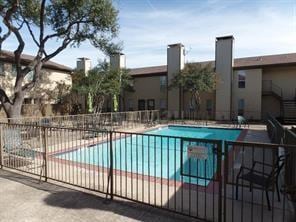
[0,50,72,116]
[110,36,296,123]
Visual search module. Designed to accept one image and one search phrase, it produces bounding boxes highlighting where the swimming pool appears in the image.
[57,126,242,186]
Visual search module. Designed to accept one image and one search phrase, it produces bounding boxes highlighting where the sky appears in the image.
[2,0,296,69]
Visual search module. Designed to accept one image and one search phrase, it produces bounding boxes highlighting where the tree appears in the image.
[1,68,71,116]
[72,61,134,113]
[0,0,119,118]
[170,63,216,112]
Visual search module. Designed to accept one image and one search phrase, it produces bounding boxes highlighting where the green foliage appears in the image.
[170,63,216,110]
[72,61,134,113]
[0,0,120,117]
[0,0,120,54]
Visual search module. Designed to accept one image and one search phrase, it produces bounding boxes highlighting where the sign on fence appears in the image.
[187,145,208,160]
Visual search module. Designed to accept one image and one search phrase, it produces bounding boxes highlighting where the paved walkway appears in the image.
[0,170,195,222]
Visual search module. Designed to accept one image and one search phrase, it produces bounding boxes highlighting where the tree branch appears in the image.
[39,0,46,42]
[0,28,11,50]
[42,19,91,44]
[43,41,71,62]
[24,19,40,47]
[42,37,72,62]
[2,1,26,94]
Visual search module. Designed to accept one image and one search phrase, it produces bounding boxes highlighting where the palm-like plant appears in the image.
[72,61,134,113]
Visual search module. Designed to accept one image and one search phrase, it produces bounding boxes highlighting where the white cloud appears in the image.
[1,1,295,69]
[119,1,296,67]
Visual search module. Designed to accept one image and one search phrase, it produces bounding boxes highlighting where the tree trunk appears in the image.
[192,91,201,118]
[6,104,22,118]
[3,92,24,121]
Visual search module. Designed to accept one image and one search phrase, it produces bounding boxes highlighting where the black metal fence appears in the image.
[266,115,296,190]
[223,141,295,222]
[0,122,295,222]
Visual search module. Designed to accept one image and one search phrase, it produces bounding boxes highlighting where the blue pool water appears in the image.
[58,126,241,186]
[147,125,241,141]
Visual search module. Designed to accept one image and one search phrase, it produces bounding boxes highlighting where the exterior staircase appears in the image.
[283,100,296,124]
[262,80,296,124]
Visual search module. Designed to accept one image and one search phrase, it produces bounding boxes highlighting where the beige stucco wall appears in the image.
[0,62,72,104]
[261,96,281,118]
[123,75,167,111]
[262,66,296,100]
[42,69,72,103]
[45,69,72,90]
[232,69,262,120]
[182,91,215,118]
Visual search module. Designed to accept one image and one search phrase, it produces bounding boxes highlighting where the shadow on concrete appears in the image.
[0,169,196,222]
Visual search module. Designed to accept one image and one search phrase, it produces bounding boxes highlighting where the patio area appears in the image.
[0,170,195,222]
[0,119,295,222]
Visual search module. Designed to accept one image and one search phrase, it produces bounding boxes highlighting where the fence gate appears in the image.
[109,132,223,222]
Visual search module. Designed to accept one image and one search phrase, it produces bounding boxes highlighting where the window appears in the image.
[147,99,155,110]
[127,99,134,111]
[0,62,4,76]
[238,71,246,88]
[159,99,166,110]
[24,98,32,104]
[206,99,213,113]
[138,99,145,110]
[238,99,245,116]
[160,76,167,90]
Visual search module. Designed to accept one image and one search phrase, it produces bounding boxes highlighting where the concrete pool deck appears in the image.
[0,170,196,222]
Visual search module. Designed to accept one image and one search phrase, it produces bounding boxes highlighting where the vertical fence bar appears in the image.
[223,141,228,222]
[0,125,3,169]
[109,131,114,200]
[42,127,48,182]
[215,142,222,222]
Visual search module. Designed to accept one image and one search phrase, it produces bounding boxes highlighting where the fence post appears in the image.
[109,131,114,200]
[223,141,228,222]
[157,110,160,124]
[217,141,223,222]
[42,127,48,182]
[111,113,113,130]
[0,125,3,169]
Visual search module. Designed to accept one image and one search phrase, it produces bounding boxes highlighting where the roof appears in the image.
[129,65,167,77]
[129,53,296,77]
[216,35,234,40]
[233,53,296,69]
[77,57,91,61]
[0,50,72,73]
